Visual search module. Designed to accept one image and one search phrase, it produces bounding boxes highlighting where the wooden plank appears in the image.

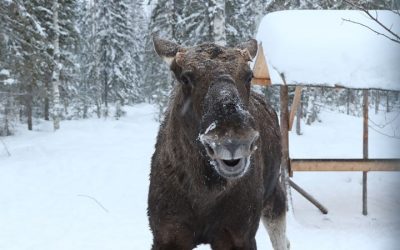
[289,86,302,131]
[251,78,271,86]
[252,43,271,85]
[362,89,369,215]
[291,159,400,172]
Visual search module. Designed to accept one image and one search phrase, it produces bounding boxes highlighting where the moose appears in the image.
[148,36,289,250]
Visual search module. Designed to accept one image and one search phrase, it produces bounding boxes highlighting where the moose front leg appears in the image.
[211,229,257,250]
[262,184,290,250]
[151,222,194,250]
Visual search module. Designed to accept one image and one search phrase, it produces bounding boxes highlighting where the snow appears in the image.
[3,78,15,85]
[0,69,10,77]
[142,0,155,19]
[290,110,400,159]
[36,6,53,15]
[256,10,400,91]
[0,104,399,249]
[204,121,217,135]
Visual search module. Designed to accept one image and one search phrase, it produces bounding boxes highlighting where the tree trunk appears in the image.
[27,82,33,131]
[19,108,23,122]
[52,0,61,130]
[4,91,11,136]
[82,71,88,119]
[306,88,317,125]
[83,98,88,119]
[211,0,226,46]
[386,90,390,113]
[96,101,101,118]
[63,96,69,116]
[104,70,109,117]
[346,89,351,115]
[375,90,380,114]
[44,79,50,121]
[296,100,302,135]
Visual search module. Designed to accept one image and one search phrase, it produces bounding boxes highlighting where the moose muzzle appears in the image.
[199,75,260,178]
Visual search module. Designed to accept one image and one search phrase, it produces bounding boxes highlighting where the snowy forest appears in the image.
[0,0,399,136]
[1,1,400,250]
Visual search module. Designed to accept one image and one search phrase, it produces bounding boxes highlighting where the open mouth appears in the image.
[222,159,240,166]
[200,129,258,179]
[213,156,250,179]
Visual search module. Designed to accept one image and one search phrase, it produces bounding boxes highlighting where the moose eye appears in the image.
[180,72,193,86]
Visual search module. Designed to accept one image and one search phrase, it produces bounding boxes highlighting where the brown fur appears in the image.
[148,38,285,250]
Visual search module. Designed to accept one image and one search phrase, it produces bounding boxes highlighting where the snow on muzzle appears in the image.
[200,130,259,179]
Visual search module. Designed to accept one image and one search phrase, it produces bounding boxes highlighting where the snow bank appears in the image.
[256,10,400,91]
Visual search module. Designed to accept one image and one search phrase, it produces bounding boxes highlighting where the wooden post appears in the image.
[289,86,302,131]
[280,81,290,191]
[362,89,368,216]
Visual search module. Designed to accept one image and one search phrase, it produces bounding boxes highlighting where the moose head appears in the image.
[153,37,260,179]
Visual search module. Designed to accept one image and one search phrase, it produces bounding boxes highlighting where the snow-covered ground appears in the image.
[0,103,399,250]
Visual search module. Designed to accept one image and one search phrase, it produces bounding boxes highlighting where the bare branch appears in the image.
[363,11,400,41]
[0,138,11,156]
[342,18,400,44]
[343,0,400,44]
[77,194,109,213]
[368,125,400,139]
[369,112,400,129]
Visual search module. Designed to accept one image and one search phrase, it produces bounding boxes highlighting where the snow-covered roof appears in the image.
[256,10,400,91]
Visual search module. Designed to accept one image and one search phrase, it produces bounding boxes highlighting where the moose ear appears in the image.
[237,39,258,59]
[153,36,180,66]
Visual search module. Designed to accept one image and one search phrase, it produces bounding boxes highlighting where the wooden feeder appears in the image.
[251,41,400,216]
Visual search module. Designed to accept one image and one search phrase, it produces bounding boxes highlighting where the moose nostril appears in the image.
[205,143,215,157]
[250,142,256,151]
